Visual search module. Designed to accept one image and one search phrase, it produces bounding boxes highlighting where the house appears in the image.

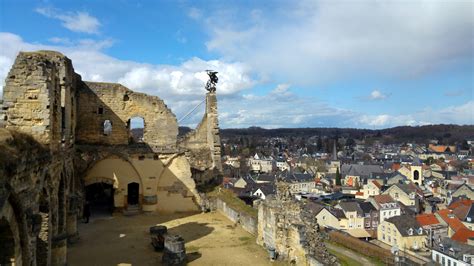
[377,214,426,251]
[276,159,290,171]
[386,172,409,185]
[436,208,474,242]
[360,180,382,199]
[340,164,384,187]
[451,184,474,201]
[367,194,401,223]
[416,213,448,248]
[359,201,379,230]
[314,207,346,230]
[337,201,365,230]
[448,199,474,230]
[431,238,474,266]
[383,183,422,210]
[248,153,274,173]
[282,173,316,193]
[252,183,276,200]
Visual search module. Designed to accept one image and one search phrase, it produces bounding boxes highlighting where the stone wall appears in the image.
[215,198,258,235]
[256,182,339,265]
[1,50,223,265]
[76,82,178,149]
[2,51,78,149]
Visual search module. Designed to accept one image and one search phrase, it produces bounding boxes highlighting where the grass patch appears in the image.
[327,247,363,266]
[326,241,385,266]
[207,187,258,218]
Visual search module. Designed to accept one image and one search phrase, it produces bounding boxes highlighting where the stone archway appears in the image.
[83,156,143,211]
[0,201,22,265]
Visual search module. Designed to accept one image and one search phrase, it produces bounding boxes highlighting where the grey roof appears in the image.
[341,164,384,178]
[359,201,376,214]
[433,237,474,261]
[282,172,314,183]
[386,214,424,237]
[338,201,363,216]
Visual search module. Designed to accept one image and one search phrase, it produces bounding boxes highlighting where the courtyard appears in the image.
[67,211,278,266]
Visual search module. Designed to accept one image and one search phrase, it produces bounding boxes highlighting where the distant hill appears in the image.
[221,125,474,144]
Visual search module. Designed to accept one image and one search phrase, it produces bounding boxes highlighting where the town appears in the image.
[218,127,474,265]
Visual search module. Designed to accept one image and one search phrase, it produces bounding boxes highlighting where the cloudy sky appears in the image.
[0,0,472,129]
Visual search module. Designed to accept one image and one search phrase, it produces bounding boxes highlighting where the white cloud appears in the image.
[369,90,387,100]
[0,32,254,127]
[1,32,472,129]
[203,1,473,86]
[356,101,474,128]
[36,7,101,34]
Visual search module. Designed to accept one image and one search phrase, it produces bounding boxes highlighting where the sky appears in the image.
[0,0,472,129]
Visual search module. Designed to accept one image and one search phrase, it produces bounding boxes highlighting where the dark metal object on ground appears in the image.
[162,234,186,265]
[150,225,167,251]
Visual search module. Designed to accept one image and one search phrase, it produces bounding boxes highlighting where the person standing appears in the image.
[83,201,91,223]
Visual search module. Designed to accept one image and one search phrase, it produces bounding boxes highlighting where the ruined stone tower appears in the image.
[0,50,222,265]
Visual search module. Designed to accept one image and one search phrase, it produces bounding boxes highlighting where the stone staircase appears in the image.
[123,205,141,216]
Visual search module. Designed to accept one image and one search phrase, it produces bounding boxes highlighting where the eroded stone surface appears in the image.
[0,50,222,265]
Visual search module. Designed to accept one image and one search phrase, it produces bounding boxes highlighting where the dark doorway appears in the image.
[85,183,114,216]
[127,182,139,205]
[0,218,15,265]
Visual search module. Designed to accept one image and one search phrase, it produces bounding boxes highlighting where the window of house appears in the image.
[98,106,104,114]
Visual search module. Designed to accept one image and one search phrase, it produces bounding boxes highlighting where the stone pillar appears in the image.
[50,234,67,266]
[66,212,78,243]
[205,92,222,172]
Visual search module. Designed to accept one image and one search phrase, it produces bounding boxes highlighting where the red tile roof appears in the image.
[373,194,394,204]
[449,199,473,210]
[416,214,440,226]
[355,191,364,196]
[451,228,474,243]
[437,209,467,232]
[371,180,382,189]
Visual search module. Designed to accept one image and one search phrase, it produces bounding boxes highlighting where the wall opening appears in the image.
[0,218,15,265]
[37,188,50,266]
[127,182,139,206]
[57,174,66,233]
[85,183,114,216]
[103,120,112,136]
[413,170,420,181]
[127,116,144,143]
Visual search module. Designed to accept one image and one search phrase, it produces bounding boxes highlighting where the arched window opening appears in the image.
[127,117,144,143]
[103,120,112,136]
[413,170,420,180]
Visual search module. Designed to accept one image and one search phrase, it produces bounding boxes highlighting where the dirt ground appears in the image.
[67,211,280,266]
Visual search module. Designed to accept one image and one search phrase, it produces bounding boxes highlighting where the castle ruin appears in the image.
[0,51,222,265]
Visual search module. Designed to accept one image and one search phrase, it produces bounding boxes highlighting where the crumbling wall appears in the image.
[257,183,339,265]
[179,92,222,172]
[76,82,178,149]
[2,51,78,150]
[0,129,78,266]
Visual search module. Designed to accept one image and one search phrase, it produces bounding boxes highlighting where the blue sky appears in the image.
[0,0,472,129]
